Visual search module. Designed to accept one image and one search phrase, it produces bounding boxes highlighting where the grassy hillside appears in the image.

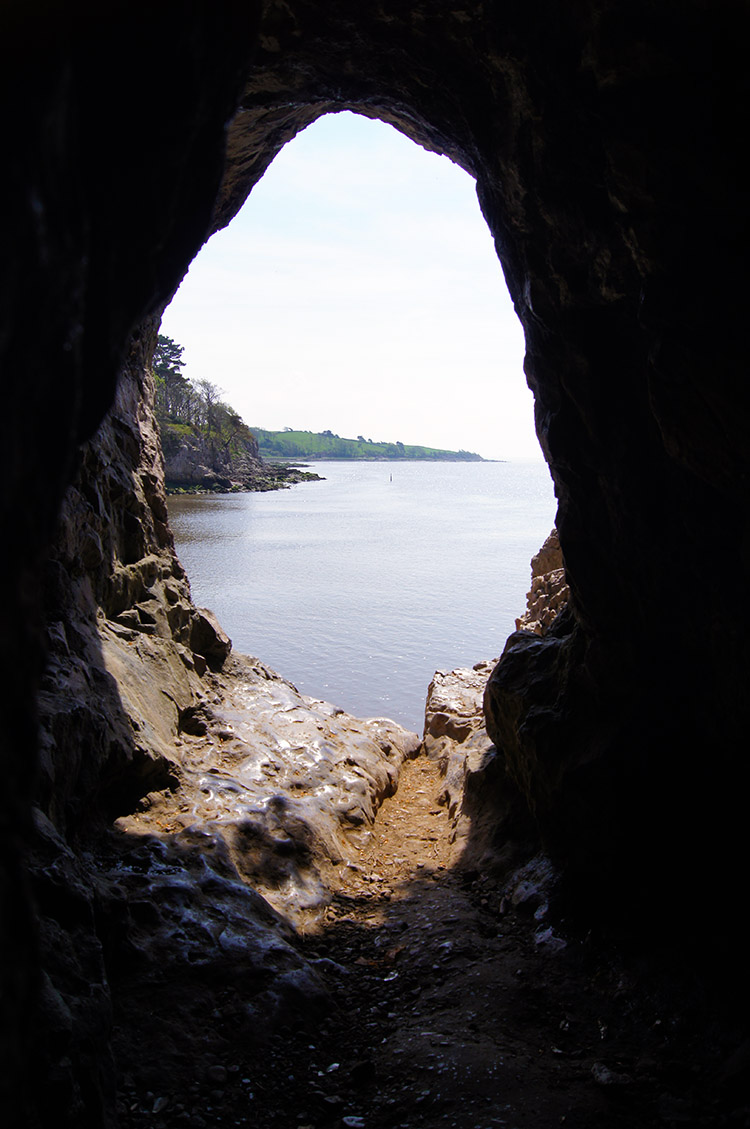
[251,428,484,461]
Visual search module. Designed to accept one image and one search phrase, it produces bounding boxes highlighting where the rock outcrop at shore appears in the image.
[514,529,569,636]
[87,654,418,1114]
[162,424,320,493]
[423,660,559,931]
[421,533,570,880]
[1,4,744,1125]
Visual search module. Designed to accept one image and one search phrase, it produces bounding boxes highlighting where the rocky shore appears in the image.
[162,425,322,494]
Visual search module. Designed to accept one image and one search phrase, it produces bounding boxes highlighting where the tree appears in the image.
[153,334,184,377]
[153,334,192,421]
[193,379,224,438]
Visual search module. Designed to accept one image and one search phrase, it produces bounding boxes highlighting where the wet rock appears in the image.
[111,654,420,922]
[534,927,567,952]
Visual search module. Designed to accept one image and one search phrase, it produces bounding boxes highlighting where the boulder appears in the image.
[189,606,232,667]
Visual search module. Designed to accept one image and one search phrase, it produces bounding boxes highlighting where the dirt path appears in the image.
[227,756,677,1129]
[298,757,622,1129]
[117,753,724,1128]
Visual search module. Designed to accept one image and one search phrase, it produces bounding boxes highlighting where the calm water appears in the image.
[168,460,557,732]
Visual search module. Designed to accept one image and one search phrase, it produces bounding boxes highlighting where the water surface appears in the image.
[168,460,557,731]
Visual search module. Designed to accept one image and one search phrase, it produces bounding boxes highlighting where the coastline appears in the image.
[164,463,323,495]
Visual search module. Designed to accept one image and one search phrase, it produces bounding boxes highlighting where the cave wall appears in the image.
[0,0,744,1121]
[0,3,259,1117]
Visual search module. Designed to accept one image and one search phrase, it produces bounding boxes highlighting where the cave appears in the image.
[1,2,744,1126]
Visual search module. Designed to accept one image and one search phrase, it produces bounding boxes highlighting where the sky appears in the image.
[160,111,542,461]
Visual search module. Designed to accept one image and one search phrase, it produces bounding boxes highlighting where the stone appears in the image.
[422,662,536,878]
[189,607,232,668]
[423,665,492,823]
[515,529,570,636]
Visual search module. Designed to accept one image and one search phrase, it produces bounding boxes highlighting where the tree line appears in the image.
[152,334,256,459]
[252,427,483,461]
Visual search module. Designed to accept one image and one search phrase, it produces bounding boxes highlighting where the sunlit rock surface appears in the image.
[113,653,419,921]
[92,656,418,1100]
[423,663,493,829]
[514,529,569,636]
[423,533,572,883]
[423,662,537,879]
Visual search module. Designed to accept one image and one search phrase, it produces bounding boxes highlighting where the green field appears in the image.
[250,428,484,461]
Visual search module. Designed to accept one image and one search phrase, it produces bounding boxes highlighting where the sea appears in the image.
[167,459,557,734]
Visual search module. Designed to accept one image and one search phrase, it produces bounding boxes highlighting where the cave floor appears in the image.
[115,755,731,1129]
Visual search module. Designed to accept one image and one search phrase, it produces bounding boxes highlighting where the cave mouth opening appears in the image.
[161,110,556,732]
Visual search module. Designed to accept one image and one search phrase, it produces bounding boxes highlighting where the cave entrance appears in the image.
[162,111,556,730]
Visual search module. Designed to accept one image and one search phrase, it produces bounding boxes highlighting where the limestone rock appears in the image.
[484,611,578,808]
[162,426,322,494]
[37,335,420,1109]
[529,529,564,579]
[189,606,232,668]
[423,663,493,824]
[423,661,536,876]
[161,425,259,489]
[515,529,570,636]
[115,653,419,921]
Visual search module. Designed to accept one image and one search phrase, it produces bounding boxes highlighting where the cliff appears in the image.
[160,420,321,492]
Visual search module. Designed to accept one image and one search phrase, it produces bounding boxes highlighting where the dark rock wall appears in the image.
[1,4,257,1118]
[40,321,191,833]
[0,0,745,1122]
[27,320,245,1127]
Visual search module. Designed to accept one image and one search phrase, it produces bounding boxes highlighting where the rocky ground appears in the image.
[109,662,743,1129]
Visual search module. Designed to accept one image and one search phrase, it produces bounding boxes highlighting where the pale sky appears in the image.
[161,111,542,461]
